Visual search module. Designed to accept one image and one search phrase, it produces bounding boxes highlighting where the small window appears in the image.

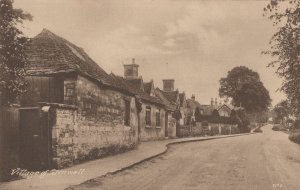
[65,83,75,97]
[156,109,160,127]
[125,100,130,126]
[145,106,151,126]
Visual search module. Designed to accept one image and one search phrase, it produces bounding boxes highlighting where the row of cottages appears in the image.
[19,29,176,170]
[186,96,242,122]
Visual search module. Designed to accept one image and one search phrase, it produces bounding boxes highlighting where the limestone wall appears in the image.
[51,75,138,169]
[138,102,166,141]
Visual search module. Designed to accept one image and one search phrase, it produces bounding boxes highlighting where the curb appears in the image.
[66,132,256,189]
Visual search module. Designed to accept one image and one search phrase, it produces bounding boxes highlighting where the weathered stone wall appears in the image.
[139,102,166,141]
[51,75,138,169]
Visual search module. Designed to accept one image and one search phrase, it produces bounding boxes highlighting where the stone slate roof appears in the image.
[110,74,165,106]
[155,88,177,111]
[159,90,179,105]
[26,29,138,96]
[126,78,144,91]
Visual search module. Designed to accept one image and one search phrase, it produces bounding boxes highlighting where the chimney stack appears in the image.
[211,98,214,106]
[191,94,195,100]
[163,79,175,91]
[124,58,139,79]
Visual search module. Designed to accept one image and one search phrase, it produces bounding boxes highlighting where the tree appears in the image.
[219,66,271,113]
[194,107,202,122]
[0,0,32,105]
[263,0,300,117]
[273,100,290,124]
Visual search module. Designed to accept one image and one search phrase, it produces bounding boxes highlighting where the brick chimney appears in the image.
[163,79,175,91]
[124,58,139,79]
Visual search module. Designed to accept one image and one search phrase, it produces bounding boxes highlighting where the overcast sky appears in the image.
[15,0,286,106]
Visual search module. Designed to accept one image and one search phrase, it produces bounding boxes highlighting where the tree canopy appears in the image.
[263,0,300,117]
[219,66,271,113]
[273,100,291,124]
[0,0,32,105]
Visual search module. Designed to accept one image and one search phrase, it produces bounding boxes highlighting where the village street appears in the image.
[71,125,300,190]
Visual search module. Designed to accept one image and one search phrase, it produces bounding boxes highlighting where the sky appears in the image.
[14,0,286,106]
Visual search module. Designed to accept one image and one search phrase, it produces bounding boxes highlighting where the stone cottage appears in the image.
[112,61,169,141]
[22,29,139,169]
[156,79,188,125]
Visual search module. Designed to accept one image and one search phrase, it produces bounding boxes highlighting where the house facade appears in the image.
[157,79,188,125]
[120,61,168,141]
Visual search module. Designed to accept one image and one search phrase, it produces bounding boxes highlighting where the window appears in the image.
[156,109,161,127]
[145,106,151,126]
[65,83,75,97]
[125,100,130,126]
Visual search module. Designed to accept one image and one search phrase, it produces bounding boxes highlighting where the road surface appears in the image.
[71,125,300,190]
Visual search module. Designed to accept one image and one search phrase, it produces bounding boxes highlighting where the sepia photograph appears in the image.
[0,0,299,189]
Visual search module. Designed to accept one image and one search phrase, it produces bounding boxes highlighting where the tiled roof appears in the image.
[26,29,113,86]
[155,88,177,111]
[110,74,165,106]
[160,90,179,104]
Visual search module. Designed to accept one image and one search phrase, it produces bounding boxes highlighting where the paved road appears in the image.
[71,125,300,190]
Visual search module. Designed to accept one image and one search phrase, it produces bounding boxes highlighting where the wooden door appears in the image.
[19,108,51,171]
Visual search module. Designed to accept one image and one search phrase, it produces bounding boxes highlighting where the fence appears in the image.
[0,107,20,181]
[177,122,239,138]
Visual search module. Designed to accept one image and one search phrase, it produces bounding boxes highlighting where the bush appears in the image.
[293,120,300,129]
[289,130,300,144]
[272,124,287,131]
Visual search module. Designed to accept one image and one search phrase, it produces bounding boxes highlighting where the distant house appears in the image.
[21,29,139,169]
[217,104,233,117]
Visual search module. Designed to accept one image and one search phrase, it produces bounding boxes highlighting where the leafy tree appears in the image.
[235,110,250,133]
[0,0,32,105]
[219,66,271,113]
[263,0,300,117]
[273,100,290,124]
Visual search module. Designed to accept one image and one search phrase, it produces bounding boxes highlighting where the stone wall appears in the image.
[51,75,138,169]
[138,102,166,141]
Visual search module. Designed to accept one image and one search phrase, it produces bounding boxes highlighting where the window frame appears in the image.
[156,109,161,127]
[145,106,151,126]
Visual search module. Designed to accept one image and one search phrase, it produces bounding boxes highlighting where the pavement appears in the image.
[69,124,300,190]
[0,133,253,190]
